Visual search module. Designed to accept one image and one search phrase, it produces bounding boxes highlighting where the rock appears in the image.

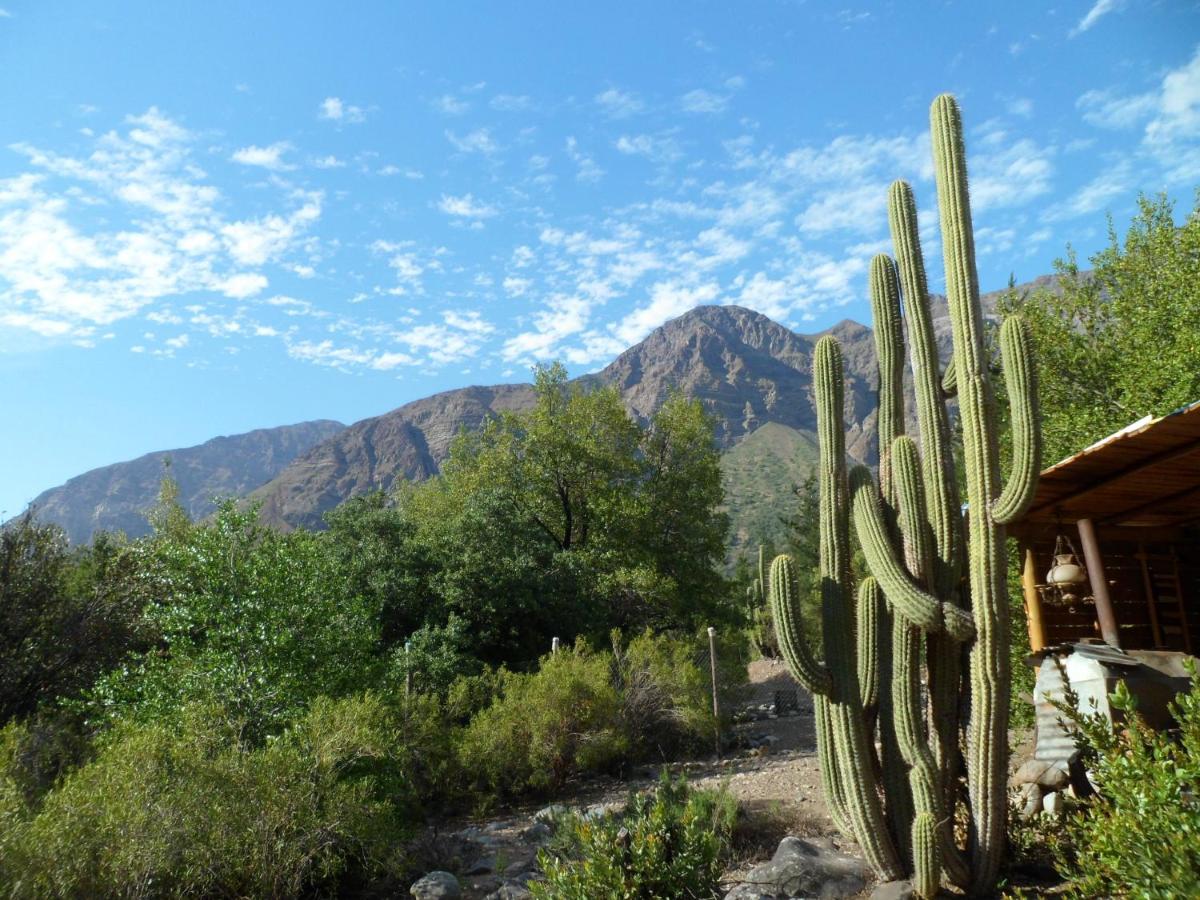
[870,881,915,900]
[521,822,552,844]
[532,804,569,827]
[724,836,869,899]
[1015,782,1044,821]
[1042,790,1064,816]
[582,801,624,821]
[485,883,533,900]
[411,870,461,899]
[1012,758,1070,790]
[504,855,538,877]
[465,855,496,875]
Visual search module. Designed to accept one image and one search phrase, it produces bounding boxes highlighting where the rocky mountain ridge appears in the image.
[18,275,1056,544]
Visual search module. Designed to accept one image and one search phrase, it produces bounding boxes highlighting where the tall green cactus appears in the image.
[769,93,1040,898]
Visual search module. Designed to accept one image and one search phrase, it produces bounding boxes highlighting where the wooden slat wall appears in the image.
[1021,534,1199,652]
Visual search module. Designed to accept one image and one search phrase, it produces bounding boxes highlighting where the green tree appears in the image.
[88,502,383,738]
[0,515,148,724]
[1000,192,1200,463]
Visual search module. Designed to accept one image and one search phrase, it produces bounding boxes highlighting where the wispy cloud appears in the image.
[446,128,499,155]
[680,89,729,114]
[231,142,296,171]
[434,94,469,115]
[318,96,366,123]
[490,93,534,112]
[595,88,644,118]
[1070,0,1124,37]
[437,193,497,218]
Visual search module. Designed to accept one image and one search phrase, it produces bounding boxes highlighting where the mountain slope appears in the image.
[22,272,1059,546]
[20,420,346,543]
[249,305,886,532]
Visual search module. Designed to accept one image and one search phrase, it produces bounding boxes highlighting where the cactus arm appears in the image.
[870,253,906,510]
[816,697,854,837]
[941,354,958,397]
[930,93,1011,894]
[887,179,965,601]
[857,577,881,714]
[770,554,832,695]
[849,466,975,642]
[991,315,1042,525]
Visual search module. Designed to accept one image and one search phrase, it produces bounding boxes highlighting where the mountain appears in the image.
[20,272,1058,549]
[245,306,885,532]
[20,420,346,544]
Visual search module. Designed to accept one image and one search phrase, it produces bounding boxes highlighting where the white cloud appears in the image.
[615,133,682,163]
[221,193,322,266]
[219,273,268,298]
[565,136,604,182]
[446,128,499,155]
[970,138,1054,211]
[595,88,644,118]
[490,94,534,112]
[1077,88,1157,129]
[312,154,346,169]
[230,142,295,171]
[318,97,365,123]
[1070,0,1124,37]
[680,89,729,114]
[612,281,720,345]
[435,94,469,115]
[437,193,497,218]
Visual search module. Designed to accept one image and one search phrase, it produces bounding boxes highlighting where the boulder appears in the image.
[532,804,569,827]
[485,883,533,900]
[724,836,869,899]
[1011,758,1070,790]
[411,870,461,899]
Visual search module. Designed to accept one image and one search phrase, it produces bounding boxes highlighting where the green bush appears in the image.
[532,775,737,899]
[1052,663,1200,898]
[86,503,384,739]
[458,644,626,800]
[0,694,411,899]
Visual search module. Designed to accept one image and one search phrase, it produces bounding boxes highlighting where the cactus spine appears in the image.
[770,94,1041,898]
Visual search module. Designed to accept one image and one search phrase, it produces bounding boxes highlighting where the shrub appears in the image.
[458,644,626,800]
[86,503,384,739]
[1052,663,1200,898]
[532,775,737,900]
[0,694,411,899]
[616,628,746,759]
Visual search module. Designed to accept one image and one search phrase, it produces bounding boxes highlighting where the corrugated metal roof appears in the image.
[1013,400,1200,529]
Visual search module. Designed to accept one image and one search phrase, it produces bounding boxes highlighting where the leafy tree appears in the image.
[438,364,731,642]
[1000,192,1200,463]
[0,515,148,724]
[88,502,383,738]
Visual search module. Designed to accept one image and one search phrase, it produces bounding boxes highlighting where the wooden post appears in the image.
[707,626,720,760]
[1077,518,1121,648]
[1021,544,1047,653]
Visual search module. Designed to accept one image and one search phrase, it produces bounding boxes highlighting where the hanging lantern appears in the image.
[1046,533,1088,602]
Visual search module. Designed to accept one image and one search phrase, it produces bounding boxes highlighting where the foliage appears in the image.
[0,694,410,899]
[434,364,732,646]
[998,192,1200,464]
[458,642,627,800]
[532,775,737,900]
[1052,664,1200,898]
[458,631,746,802]
[86,502,383,739]
[0,515,149,724]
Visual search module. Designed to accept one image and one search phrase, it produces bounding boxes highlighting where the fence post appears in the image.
[551,636,560,655]
[708,626,720,760]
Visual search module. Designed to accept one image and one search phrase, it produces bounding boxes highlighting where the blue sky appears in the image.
[1,1,1198,518]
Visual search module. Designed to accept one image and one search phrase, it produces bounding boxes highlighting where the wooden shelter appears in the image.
[1010,400,1200,654]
